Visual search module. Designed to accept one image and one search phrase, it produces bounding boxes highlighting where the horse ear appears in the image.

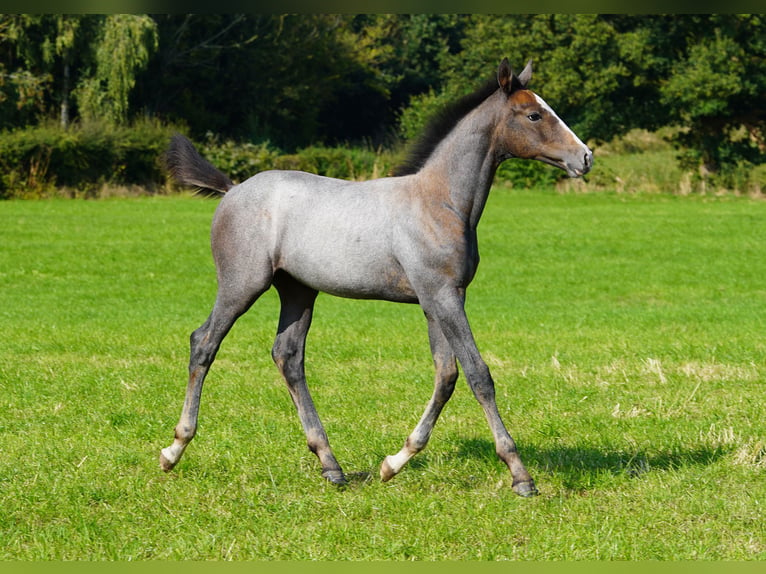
[517,59,533,88]
[498,58,513,94]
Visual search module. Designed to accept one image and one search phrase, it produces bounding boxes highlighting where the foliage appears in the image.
[1,14,764,187]
[659,15,766,179]
[196,137,281,185]
[0,122,401,198]
[399,15,662,144]
[401,14,765,179]
[0,14,157,129]
[74,15,158,124]
[0,15,67,128]
[0,119,175,198]
[324,14,467,146]
[140,15,376,150]
[198,137,396,183]
[3,121,762,199]
[495,157,563,189]
[276,145,396,180]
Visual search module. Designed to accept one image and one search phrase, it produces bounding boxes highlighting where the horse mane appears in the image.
[392,78,499,177]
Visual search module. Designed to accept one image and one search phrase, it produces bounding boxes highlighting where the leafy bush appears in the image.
[0,122,400,199]
[195,135,560,188]
[197,137,280,185]
[397,88,457,142]
[3,120,757,200]
[0,119,176,198]
[199,138,396,183]
[495,159,564,189]
[597,128,674,156]
[281,145,394,180]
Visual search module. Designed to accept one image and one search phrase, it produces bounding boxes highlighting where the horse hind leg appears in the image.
[160,276,269,472]
[272,273,346,485]
[381,313,458,481]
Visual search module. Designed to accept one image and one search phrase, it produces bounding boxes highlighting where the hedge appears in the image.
[0,122,562,199]
[0,120,177,199]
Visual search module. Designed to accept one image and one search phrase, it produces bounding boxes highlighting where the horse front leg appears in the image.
[381,312,458,481]
[422,287,538,497]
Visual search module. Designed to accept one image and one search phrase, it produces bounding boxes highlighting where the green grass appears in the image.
[0,189,764,560]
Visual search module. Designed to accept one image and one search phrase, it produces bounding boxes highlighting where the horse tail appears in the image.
[165,133,234,196]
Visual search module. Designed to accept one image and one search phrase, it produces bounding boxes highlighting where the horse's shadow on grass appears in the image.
[340,438,730,490]
[445,437,731,491]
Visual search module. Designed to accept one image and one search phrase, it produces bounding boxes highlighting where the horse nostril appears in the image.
[584,151,593,169]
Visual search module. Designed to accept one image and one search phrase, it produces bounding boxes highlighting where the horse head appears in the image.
[496,58,593,178]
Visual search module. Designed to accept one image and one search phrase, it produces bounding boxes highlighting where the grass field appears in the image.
[0,187,764,560]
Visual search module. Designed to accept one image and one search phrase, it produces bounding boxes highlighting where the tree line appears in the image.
[1,14,764,176]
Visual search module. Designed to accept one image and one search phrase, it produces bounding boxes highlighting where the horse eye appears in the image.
[527,112,542,122]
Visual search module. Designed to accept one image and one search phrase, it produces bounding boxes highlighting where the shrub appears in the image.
[283,145,394,180]
[197,137,280,185]
[0,119,176,199]
[0,124,401,199]
[199,138,396,183]
[495,159,564,189]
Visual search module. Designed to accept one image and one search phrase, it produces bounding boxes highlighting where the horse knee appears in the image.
[435,379,457,405]
[434,361,458,401]
[443,360,459,384]
[190,324,220,364]
[466,366,496,404]
[272,338,302,376]
[190,327,204,350]
[271,341,289,369]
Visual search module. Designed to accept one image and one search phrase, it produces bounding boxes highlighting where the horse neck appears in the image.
[418,94,502,228]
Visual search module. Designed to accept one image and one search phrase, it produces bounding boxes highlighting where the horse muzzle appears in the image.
[566,147,593,178]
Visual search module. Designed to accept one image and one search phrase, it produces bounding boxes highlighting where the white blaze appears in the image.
[534,93,588,149]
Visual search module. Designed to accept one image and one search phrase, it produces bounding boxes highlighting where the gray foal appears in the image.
[160,58,592,496]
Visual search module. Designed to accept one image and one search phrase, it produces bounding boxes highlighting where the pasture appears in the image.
[0,188,764,560]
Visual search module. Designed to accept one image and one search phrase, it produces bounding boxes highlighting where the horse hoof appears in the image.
[159,450,176,472]
[380,457,396,482]
[322,470,348,486]
[512,479,539,497]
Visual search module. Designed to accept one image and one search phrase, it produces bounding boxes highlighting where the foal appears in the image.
[160,58,592,496]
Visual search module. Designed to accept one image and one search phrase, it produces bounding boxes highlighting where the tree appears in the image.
[3,12,762,174]
[400,15,672,143]
[75,14,158,125]
[53,15,79,128]
[399,14,765,176]
[314,14,468,145]
[0,15,155,129]
[659,14,766,175]
[135,14,368,149]
[0,15,89,129]
[131,15,469,149]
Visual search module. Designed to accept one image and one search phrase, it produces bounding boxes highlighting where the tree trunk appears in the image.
[60,59,70,129]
